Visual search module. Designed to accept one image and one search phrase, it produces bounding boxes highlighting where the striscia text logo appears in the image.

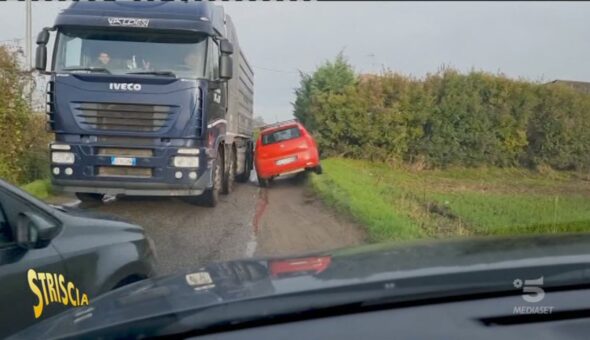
[108,17,150,28]
[28,269,89,319]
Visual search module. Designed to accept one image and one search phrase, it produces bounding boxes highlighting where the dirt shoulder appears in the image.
[254,175,366,258]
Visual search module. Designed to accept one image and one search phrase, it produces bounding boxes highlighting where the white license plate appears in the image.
[276,156,296,166]
[111,156,136,166]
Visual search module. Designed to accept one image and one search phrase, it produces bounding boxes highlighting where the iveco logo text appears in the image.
[109,83,142,91]
[108,17,150,28]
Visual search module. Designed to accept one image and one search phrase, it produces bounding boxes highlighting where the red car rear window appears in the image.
[262,127,301,145]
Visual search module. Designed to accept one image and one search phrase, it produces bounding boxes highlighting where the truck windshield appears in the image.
[54,28,207,79]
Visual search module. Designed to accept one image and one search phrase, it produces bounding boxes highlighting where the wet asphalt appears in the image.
[64,172,365,276]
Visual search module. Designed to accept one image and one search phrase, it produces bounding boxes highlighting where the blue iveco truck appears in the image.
[34,2,254,207]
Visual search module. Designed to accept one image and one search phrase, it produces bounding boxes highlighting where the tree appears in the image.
[0,45,32,183]
[252,116,266,129]
[293,52,356,132]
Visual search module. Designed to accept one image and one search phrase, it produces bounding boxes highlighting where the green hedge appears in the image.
[295,57,590,170]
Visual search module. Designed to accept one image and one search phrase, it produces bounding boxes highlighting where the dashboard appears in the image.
[195,288,590,340]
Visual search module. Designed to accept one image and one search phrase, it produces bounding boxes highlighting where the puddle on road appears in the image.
[252,188,268,234]
[245,231,257,257]
[244,169,262,257]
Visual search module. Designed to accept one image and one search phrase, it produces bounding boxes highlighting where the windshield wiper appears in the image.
[62,67,111,74]
[126,71,177,78]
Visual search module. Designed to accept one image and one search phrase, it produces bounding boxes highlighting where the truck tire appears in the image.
[200,148,223,207]
[75,192,104,203]
[222,146,236,194]
[236,142,252,183]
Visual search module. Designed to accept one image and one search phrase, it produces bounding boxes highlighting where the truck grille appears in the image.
[97,166,152,178]
[97,147,154,157]
[74,102,175,132]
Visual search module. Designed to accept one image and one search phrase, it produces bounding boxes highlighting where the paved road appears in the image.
[71,173,365,276]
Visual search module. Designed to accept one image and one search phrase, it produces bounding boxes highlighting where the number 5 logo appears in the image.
[514,277,545,303]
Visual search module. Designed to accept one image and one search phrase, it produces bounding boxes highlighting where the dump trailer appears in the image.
[35,2,254,206]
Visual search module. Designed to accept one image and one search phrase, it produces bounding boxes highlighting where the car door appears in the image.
[0,187,67,338]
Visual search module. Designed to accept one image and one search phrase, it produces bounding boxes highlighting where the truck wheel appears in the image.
[75,192,104,203]
[201,148,223,207]
[314,164,323,174]
[222,146,236,194]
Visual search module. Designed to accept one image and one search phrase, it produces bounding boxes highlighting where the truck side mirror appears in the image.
[36,29,50,45]
[220,39,234,55]
[35,28,50,72]
[35,46,47,72]
[220,55,233,80]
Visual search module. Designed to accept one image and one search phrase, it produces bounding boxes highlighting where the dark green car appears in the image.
[0,179,156,338]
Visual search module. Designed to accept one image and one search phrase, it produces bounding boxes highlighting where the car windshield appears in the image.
[3,1,590,338]
[54,28,207,78]
[262,127,301,145]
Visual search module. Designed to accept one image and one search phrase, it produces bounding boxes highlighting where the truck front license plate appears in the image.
[111,156,136,166]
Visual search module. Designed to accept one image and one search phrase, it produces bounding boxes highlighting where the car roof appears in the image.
[261,124,300,134]
[260,120,304,134]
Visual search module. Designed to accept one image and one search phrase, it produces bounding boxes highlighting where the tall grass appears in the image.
[311,158,590,242]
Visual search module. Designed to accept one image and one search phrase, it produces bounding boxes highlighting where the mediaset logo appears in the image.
[512,276,554,315]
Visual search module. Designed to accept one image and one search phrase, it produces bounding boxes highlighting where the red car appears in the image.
[255,119,322,186]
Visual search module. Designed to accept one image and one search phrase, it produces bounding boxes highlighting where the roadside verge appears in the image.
[21,179,52,200]
[310,158,590,243]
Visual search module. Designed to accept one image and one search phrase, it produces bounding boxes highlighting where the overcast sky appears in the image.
[1,1,589,122]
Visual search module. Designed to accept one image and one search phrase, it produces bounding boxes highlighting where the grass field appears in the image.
[310,158,590,242]
[21,179,52,200]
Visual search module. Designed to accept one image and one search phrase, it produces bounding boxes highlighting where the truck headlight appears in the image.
[173,156,199,168]
[52,152,75,164]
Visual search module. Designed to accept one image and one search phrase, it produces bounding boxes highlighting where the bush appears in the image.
[0,46,51,184]
[294,57,590,171]
[18,114,51,183]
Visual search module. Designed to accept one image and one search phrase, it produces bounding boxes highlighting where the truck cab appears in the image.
[35,2,254,207]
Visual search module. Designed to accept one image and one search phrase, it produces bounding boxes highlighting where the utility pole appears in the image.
[25,0,32,70]
[25,0,35,108]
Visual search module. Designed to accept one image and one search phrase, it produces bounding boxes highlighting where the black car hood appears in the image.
[12,233,590,339]
[52,205,132,224]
